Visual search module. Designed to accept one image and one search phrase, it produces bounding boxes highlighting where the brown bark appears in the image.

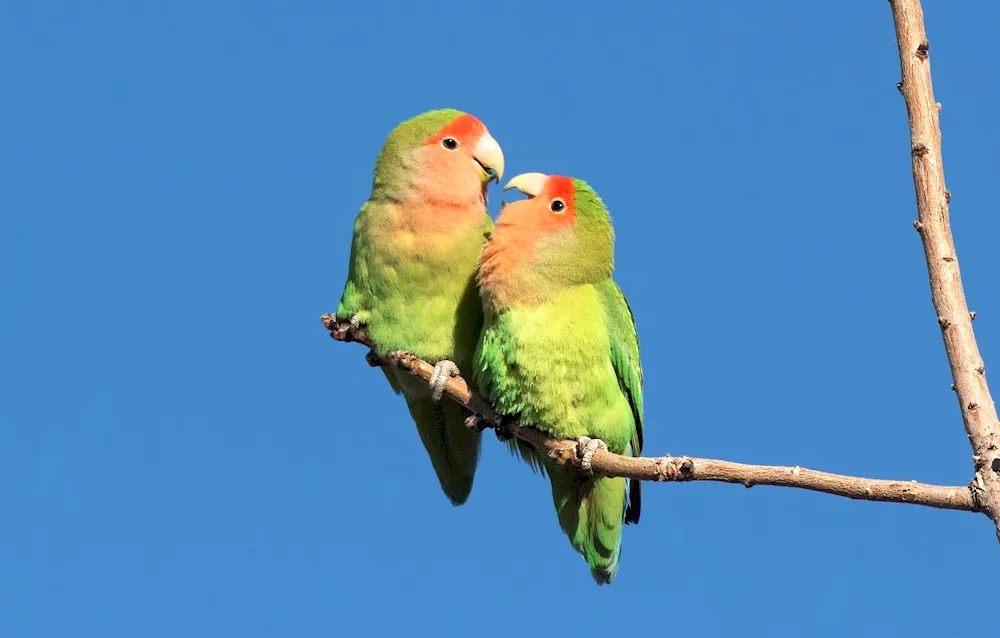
[889,0,1000,538]
[321,314,977,513]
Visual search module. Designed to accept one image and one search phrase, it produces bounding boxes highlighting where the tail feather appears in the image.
[404,396,482,506]
[549,464,628,585]
[625,478,641,525]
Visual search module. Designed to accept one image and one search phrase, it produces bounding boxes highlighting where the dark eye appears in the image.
[550,198,566,213]
[441,137,459,150]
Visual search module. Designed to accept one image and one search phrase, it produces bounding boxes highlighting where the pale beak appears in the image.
[502,172,549,198]
[472,134,505,184]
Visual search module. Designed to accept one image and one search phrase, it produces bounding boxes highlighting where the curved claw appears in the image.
[428,360,460,402]
[576,436,609,475]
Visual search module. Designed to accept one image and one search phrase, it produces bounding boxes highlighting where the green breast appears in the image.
[337,201,489,370]
[475,285,634,454]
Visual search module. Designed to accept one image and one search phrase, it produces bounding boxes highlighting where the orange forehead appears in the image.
[426,113,486,145]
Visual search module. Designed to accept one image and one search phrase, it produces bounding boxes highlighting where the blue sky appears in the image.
[3,2,999,636]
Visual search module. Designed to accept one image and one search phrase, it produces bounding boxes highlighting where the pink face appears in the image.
[477,174,579,302]
[416,114,504,207]
[494,174,578,244]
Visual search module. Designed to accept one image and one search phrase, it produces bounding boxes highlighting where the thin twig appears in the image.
[321,314,976,513]
[889,0,1000,537]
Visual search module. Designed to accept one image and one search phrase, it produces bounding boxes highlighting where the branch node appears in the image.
[493,415,519,442]
[913,220,924,232]
[679,457,695,477]
[653,456,670,482]
[968,402,979,411]
[464,414,489,433]
[970,311,977,320]
[937,316,951,330]
[945,190,952,203]
[916,39,929,58]
[549,447,576,466]
[912,143,929,157]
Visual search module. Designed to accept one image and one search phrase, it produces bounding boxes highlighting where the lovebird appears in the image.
[335,109,504,505]
[473,172,644,584]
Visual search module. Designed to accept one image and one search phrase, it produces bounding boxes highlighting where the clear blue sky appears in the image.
[3,2,999,636]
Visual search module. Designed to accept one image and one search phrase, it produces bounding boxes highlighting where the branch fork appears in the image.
[890,0,1000,538]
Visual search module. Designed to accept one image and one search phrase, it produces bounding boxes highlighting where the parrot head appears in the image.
[477,172,614,310]
[372,108,504,207]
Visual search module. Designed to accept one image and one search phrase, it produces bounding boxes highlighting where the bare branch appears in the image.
[889,0,1000,537]
[321,314,977,514]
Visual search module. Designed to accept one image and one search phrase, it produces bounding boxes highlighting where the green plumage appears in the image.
[474,178,644,584]
[336,109,495,505]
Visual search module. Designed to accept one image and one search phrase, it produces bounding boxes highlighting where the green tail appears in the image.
[403,395,481,506]
[548,463,628,585]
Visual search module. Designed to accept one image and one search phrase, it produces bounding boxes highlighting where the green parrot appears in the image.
[473,172,643,584]
[335,109,504,506]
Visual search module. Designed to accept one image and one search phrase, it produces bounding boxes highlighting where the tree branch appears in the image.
[320,314,976,513]
[889,0,1000,537]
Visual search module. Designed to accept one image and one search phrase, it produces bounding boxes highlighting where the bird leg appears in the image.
[576,436,609,475]
[428,360,460,402]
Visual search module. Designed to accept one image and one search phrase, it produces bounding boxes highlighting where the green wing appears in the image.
[596,279,644,524]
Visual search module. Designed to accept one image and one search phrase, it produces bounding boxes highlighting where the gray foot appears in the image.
[428,360,460,402]
[576,436,609,474]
